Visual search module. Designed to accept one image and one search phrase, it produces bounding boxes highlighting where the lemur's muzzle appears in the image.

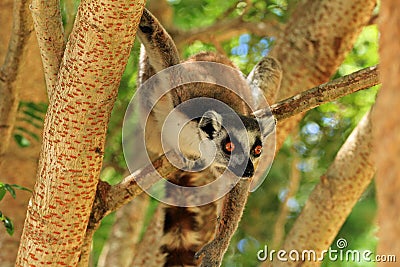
[230,159,254,178]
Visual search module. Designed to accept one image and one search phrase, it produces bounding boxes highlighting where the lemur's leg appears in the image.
[137,45,155,88]
[137,8,180,72]
[136,9,181,159]
[195,179,251,267]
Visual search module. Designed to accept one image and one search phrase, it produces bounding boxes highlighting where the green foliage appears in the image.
[0,182,32,236]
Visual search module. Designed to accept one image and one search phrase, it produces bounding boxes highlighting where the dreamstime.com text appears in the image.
[257,238,397,263]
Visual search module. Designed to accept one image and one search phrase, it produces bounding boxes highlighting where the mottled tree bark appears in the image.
[15,0,145,266]
[130,205,167,267]
[259,0,378,265]
[374,0,400,263]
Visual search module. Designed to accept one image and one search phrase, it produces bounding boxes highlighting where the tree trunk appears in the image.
[15,0,145,266]
[374,0,400,262]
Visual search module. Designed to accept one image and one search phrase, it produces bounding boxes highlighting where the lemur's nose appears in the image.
[230,159,254,177]
[242,160,254,177]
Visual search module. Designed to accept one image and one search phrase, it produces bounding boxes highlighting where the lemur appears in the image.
[136,9,281,267]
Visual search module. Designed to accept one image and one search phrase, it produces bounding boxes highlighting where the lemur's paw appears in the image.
[195,239,222,267]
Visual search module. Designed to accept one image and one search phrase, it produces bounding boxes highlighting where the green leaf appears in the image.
[22,110,44,122]
[15,126,40,141]
[14,134,31,147]
[11,184,32,193]
[4,184,16,198]
[20,118,43,129]
[25,102,48,114]
[3,216,14,236]
[0,187,6,201]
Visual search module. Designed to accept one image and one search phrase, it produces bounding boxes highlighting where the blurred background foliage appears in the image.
[57,0,379,266]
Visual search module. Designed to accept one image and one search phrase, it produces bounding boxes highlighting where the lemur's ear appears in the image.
[247,56,282,104]
[199,110,223,140]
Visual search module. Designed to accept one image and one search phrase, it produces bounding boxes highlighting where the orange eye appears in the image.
[225,142,235,153]
[254,145,262,155]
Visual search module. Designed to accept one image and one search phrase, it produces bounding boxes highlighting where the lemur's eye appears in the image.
[254,145,262,155]
[224,142,235,153]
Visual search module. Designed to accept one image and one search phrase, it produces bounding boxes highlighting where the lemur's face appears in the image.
[198,110,274,178]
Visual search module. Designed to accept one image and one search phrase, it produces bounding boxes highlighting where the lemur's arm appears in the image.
[195,178,252,267]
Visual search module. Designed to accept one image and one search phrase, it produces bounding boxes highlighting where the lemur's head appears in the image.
[196,110,275,178]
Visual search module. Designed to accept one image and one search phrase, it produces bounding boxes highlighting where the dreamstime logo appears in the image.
[257,238,397,263]
[122,61,276,207]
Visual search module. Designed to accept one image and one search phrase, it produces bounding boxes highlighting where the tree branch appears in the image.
[373,0,400,259]
[194,65,380,267]
[30,0,65,99]
[88,150,182,230]
[0,0,33,167]
[271,145,300,249]
[265,65,379,120]
[97,194,150,267]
